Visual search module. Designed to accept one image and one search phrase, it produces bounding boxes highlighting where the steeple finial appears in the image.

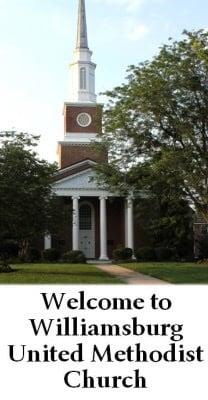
[76,0,89,49]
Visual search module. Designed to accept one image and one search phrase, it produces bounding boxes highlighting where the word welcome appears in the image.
[41,292,171,311]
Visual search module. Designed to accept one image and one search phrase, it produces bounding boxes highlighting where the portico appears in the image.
[45,196,134,261]
[50,163,134,260]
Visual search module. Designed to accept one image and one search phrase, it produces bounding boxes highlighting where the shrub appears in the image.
[0,263,13,272]
[63,250,86,264]
[27,247,41,263]
[123,248,133,260]
[136,247,156,262]
[175,244,193,261]
[155,247,173,261]
[198,236,208,260]
[0,240,19,259]
[42,248,61,262]
[0,240,18,272]
[113,247,133,261]
[113,248,123,261]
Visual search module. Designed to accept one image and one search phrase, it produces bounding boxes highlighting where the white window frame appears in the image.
[80,67,87,90]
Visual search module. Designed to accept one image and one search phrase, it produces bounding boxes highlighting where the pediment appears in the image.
[52,168,101,191]
[52,159,115,197]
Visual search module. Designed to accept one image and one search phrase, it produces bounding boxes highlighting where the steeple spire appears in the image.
[76,0,89,49]
[69,0,96,103]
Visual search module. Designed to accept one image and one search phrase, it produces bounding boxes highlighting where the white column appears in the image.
[125,199,128,248]
[126,197,134,253]
[99,196,109,261]
[72,196,80,251]
[44,234,52,250]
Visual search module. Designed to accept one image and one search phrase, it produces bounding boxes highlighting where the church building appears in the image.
[45,0,135,260]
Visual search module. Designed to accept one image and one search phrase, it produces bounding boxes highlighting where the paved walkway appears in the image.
[96,264,168,285]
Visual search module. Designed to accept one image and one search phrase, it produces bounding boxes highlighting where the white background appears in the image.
[0,285,207,399]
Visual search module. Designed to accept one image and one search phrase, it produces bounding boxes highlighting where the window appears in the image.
[79,204,92,230]
[80,67,87,90]
[77,112,92,127]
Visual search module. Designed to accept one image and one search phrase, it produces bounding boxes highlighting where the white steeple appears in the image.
[69,0,97,103]
[76,0,88,49]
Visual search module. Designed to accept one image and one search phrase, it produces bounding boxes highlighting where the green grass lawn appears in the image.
[0,263,122,284]
[120,262,208,284]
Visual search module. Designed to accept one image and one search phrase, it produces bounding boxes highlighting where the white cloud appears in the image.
[127,22,149,40]
[113,17,150,41]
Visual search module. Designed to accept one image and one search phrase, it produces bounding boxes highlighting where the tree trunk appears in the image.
[18,239,29,261]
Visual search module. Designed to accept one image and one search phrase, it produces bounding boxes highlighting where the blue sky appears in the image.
[0,0,207,162]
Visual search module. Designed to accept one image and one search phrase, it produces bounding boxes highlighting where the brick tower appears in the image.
[57,0,105,169]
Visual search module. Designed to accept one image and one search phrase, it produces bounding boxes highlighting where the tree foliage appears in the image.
[93,30,208,252]
[0,131,59,267]
[95,30,208,220]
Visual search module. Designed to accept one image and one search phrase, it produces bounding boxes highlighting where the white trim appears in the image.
[55,159,97,174]
[125,199,128,247]
[53,188,115,197]
[62,133,97,144]
[70,60,96,67]
[52,168,120,198]
[72,196,80,250]
[53,168,93,185]
[126,197,134,255]
[64,102,103,108]
[63,133,97,137]
[79,67,87,90]
[62,140,96,144]
[194,223,208,225]
[99,196,109,261]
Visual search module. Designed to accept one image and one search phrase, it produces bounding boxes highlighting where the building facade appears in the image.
[46,0,136,260]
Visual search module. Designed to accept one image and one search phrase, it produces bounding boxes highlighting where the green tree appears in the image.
[0,131,59,270]
[95,30,208,222]
[134,168,194,257]
[96,30,208,255]
[93,30,208,255]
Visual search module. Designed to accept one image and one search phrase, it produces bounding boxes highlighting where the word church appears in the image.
[44,0,137,260]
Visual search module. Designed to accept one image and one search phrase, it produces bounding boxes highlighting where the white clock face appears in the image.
[77,112,92,127]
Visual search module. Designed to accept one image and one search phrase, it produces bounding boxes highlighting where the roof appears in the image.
[76,0,89,49]
[52,159,96,183]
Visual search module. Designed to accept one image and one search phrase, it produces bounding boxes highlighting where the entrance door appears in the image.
[79,202,95,259]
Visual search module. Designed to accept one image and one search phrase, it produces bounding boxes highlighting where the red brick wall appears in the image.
[64,105,102,134]
[58,144,107,169]
[58,103,106,169]
[106,198,125,258]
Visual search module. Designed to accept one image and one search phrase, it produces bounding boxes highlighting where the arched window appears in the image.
[80,67,87,90]
[79,204,92,230]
